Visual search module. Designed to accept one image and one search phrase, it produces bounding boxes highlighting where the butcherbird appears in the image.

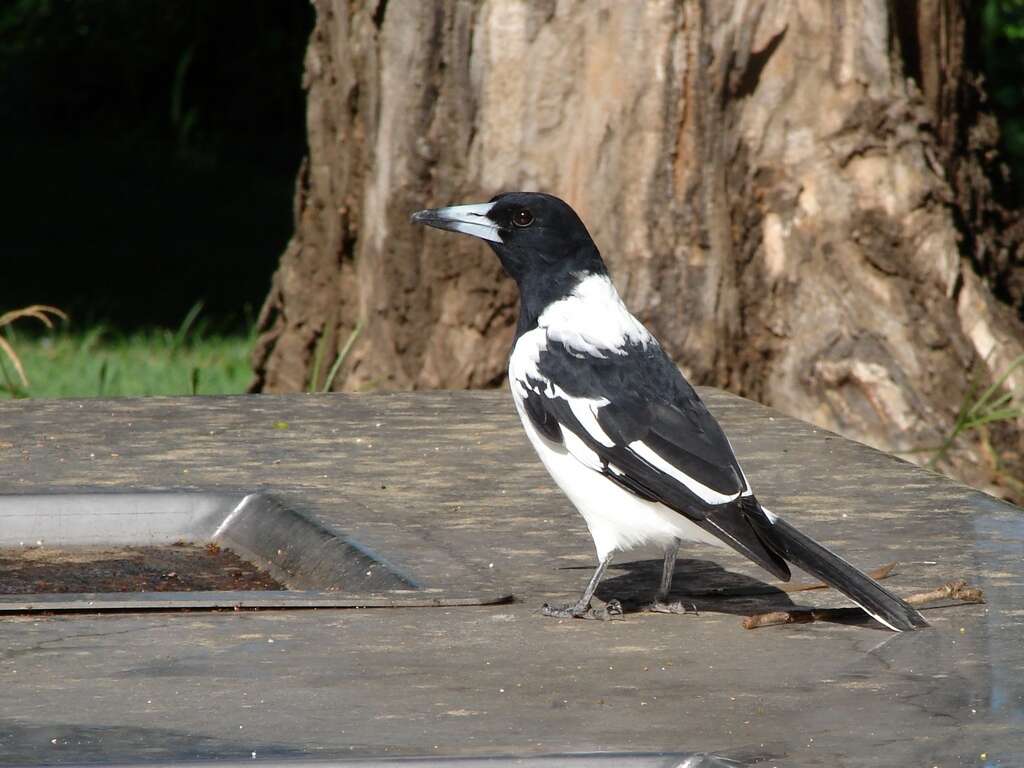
[412,192,927,632]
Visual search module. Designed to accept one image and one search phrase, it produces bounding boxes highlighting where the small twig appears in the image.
[742,579,985,630]
[742,610,833,629]
[780,562,896,593]
[902,579,984,606]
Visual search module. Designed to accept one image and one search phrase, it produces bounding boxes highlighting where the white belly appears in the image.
[512,394,725,561]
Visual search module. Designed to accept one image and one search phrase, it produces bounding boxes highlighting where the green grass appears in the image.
[0,324,254,399]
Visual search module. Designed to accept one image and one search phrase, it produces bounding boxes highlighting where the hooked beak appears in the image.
[410,201,502,244]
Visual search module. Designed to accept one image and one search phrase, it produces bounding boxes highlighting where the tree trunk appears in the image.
[251,0,1024,498]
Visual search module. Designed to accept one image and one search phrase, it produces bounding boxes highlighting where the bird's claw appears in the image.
[540,602,578,618]
[644,599,698,615]
[541,599,624,621]
[590,599,623,620]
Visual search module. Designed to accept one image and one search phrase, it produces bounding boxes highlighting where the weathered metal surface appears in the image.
[0,491,509,612]
[0,390,1021,766]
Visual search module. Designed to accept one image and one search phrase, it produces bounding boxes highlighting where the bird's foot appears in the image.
[643,599,698,615]
[541,599,623,621]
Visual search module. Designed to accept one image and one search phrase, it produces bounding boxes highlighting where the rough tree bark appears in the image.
[251,0,1024,497]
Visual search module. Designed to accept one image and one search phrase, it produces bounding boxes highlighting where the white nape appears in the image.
[540,273,651,357]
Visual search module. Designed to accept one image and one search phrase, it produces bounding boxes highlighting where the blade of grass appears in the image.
[969,408,1024,428]
[967,354,1024,417]
[0,335,28,386]
[0,350,30,397]
[308,332,327,394]
[97,360,109,397]
[323,319,364,393]
[0,305,67,329]
[171,301,205,352]
[928,355,1024,471]
[0,305,67,391]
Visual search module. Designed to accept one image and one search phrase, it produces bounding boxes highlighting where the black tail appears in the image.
[752,512,928,632]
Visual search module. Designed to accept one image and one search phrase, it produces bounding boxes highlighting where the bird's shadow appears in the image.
[576,556,877,629]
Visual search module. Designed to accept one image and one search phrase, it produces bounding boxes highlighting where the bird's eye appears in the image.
[512,209,534,227]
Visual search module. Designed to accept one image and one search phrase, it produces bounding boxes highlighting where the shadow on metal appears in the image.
[0,720,782,766]
[5,754,770,768]
[0,492,512,614]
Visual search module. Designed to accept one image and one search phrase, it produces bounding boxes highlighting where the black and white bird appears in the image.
[412,192,927,632]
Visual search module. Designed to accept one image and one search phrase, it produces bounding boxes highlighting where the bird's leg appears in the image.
[542,554,621,620]
[644,538,697,615]
[657,540,679,601]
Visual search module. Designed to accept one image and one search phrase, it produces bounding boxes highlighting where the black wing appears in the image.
[520,336,790,580]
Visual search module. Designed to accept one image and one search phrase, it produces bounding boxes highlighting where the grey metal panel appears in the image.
[0,491,510,610]
[212,493,417,590]
[0,390,1019,765]
[0,590,512,613]
[0,492,236,547]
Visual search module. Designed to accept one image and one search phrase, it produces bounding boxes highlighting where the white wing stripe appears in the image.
[627,440,741,506]
[562,429,603,472]
[567,397,615,447]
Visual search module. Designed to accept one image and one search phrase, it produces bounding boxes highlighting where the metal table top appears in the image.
[0,390,1020,766]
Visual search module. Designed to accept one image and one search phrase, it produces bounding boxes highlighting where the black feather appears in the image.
[600,460,660,502]
[749,512,929,631]
[698,497,790,581]
[521,389,562,443]
[536,339,747,499]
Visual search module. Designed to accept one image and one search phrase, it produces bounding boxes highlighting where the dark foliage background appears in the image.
[0,0,1021,332]
[984,0,1024,205]
[1,0,314,331]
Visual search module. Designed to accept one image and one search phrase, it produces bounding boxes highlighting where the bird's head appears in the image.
[411,192,606,286]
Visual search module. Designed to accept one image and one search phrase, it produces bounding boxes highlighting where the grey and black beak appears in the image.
[410,202,502,244]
